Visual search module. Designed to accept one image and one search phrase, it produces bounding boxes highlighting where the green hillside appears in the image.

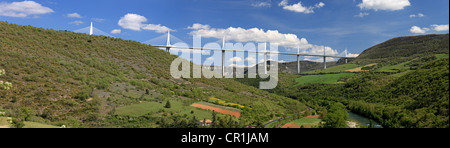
[237,34,449,128]
[354,34,449,64]
[0,21,306,128]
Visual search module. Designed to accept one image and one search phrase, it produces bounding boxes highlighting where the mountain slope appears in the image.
[354,34,449,64]
[0,21,306,127]
[236,34,449,128]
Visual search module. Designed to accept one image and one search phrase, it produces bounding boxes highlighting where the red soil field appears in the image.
[282,124,311,128]
[190,103,241,118]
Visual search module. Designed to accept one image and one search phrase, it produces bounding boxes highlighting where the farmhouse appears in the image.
[199,120,212,127]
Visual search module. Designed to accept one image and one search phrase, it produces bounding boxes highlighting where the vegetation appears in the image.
[287,117,322,127]
[0,21,306,128]
[304,63,361,74]
[354,34,449,65]
[295,73,355,85]
[238,34,449,128]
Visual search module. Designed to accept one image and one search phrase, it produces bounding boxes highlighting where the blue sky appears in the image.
[1,0,449,64]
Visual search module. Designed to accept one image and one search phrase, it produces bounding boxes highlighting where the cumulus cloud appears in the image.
[67,13,82,18]
[118,13,148,31]
[111,29,121,34]
[358,0,411,11]
[118,13,173,33]
[186,24,358,57]
[410,24,449,34]
[187,23,211,30]
[410,26,429,34]
[347,53,360,58]
[142,24,173,33]
[188,24,310,49]
[278,0,325,14]
[229,57,243,62]
[0,1,54,17]
[431,24,449,32]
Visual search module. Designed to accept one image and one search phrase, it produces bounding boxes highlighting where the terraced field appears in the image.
[296,73,356,85]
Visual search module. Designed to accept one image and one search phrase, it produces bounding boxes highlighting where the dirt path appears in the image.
[0,125,9,128]
[191,103,241,118]
[346,63,377,72]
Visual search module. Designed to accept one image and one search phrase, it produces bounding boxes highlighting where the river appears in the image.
[348,111,382,128]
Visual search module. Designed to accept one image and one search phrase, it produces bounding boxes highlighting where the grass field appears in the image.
[436,54,450,60]
[23,122,60,128]
[0,117,9,128]
[1,117,60,128]
[287,117,322,127]
[305,64,361,74]
[115,100,218,120]
[376,61,410,72]
[296,73,356,85]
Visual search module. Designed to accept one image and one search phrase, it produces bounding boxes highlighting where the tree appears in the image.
[12,119,25,128]
[320,109,327,119]
[369,120,375,128]
[211,111,217,128]
[0,69,12,90]
[322,103,349,128]
[164,100,171,108]
[304,110,311,117]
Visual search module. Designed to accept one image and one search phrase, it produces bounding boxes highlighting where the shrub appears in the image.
[75,90,91,101]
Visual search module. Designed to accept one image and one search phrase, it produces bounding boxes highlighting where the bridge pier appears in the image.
[222,50,225,77]
[324,56,327,69]
[297,55,301,73]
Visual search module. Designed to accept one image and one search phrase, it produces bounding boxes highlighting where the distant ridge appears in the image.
[354,34,449,64]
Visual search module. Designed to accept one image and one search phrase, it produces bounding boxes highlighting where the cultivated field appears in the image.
[191,103,241,118]
[296,73,355,85]
[115,100,214,120]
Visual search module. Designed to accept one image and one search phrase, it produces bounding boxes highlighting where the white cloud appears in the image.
[354,12,370,18]
[410,26,429,34]
[0,1,54,17]
[188,24,310,49]
[118,13,173,33]
[69,21,84,26]
[358,0,411,11]
[347,53,360,58]
[409,13,424,18]
[142,24,173,33]
[67,13,82,18]
[186,24,357,58]
[245,57,257,63]
[229,57,243,62]
[410,24,449,34]
[279,0,325,14]
[118,13,147,31]
[303,57,338,62]
[431,24,449,32]
[187,23,211,30]
[111,29,121,34]
[252,1,271,7]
